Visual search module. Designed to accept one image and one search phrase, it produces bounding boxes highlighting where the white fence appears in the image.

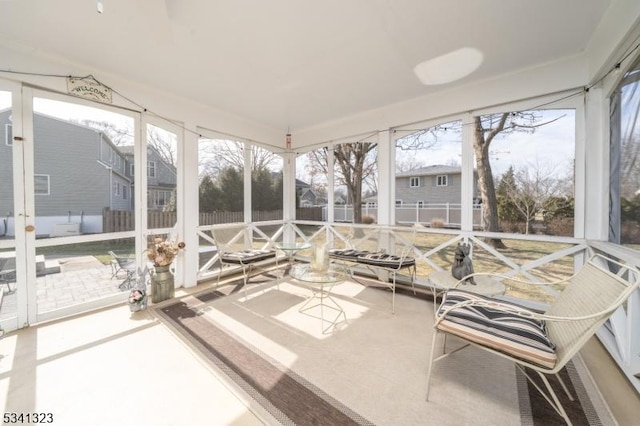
[326,203,482,227]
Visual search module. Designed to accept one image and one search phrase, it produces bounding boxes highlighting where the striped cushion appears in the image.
[221,249,275,264]
[436,289,557,368]
[329,249,372,261]
[356,253,416,268]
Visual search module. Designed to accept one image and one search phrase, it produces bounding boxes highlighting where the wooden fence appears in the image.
[102,207,323,233]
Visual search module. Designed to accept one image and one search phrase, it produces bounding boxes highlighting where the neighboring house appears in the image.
[395,165,478,205]
[296,179,318,207]
[0,108,176,235]
[120,146,177,211]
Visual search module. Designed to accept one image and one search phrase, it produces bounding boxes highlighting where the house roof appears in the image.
[396,165,462,177]
[0,1,618,134]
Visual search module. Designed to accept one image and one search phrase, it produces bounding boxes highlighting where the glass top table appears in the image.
[289,263,350,284]
[289,263,351,334]
[275,242,312,270]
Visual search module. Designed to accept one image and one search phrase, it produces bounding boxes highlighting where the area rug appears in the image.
[154,275,614,426]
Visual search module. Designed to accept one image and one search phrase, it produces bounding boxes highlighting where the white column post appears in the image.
[377,130,394,226]
[327,146,335,223]
[460,113,474,232]
[179,122,199,288]
[583,86,607,240]
[283,150,296,243]
[244,142,253,246]
[136,114,149,271]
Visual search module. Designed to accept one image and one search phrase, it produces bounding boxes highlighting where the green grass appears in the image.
[36,241,134,265]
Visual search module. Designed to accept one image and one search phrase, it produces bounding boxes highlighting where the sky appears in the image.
[2,90,575,181]
[394,109,575,178]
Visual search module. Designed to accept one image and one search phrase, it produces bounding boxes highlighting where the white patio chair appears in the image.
[0,257,16,293]
[425,254,640,425]
[109,250,137,291]
[210,226,277,294]
[328,226,417,313]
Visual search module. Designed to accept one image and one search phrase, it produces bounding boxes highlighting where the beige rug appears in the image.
[156,275,613,425]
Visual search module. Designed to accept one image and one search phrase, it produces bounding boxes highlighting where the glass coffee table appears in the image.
[290,263,350,334]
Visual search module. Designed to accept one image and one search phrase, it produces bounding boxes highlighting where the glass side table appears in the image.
[290,263,350,334]
[275,242,312,272]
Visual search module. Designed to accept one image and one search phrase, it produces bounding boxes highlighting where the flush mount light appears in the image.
[97,0,103,14]
[414,47,483,86]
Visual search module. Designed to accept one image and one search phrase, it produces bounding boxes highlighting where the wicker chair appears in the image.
[425,254,640,425]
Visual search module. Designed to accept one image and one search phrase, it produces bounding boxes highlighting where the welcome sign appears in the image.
[66,77,112,104]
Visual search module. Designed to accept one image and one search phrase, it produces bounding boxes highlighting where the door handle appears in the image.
[25,225,35,232]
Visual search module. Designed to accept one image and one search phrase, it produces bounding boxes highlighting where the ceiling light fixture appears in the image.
[97,0,103,14]
[414,47,483,86]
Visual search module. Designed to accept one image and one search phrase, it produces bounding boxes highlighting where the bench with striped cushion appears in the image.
[356,252,416,269]
[220,249,276,264]
[328,249,372,261]
[436,289,557,368]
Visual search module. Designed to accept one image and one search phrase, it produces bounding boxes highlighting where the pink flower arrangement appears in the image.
[147,237,185,266]
[128,289,145,304]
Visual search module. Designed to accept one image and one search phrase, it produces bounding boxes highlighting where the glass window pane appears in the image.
[396,120,463,228]
[32,96,137,316]
[611,58,640,249]
[333,141,378,224]
[473,110,575,240]
[296,147,328,221]
[146,124,178,230]
[198,138,245,225]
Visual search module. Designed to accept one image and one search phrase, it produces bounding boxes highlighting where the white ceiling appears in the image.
[0,0,613,132]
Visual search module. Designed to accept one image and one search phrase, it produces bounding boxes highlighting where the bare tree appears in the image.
[503,161,564,234]
[307,143,377,223]
[473,112,564,247]
[199,140,279,178]
[76,119,133,146]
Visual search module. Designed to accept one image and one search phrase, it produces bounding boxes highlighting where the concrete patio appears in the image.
[0,256,128,322]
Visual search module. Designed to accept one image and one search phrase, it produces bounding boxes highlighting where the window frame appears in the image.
[5,123,11,146]
[34,174,50,196]
[148,160,156,178]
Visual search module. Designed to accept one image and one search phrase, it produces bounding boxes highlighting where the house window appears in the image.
[409,177,420,188]
[113,182,120,195]
[5,124,12,146]
[34,174,50,195]
[130,164,134,176]
[148,161,156,178]
[436,175,448,186]
[122,185,128,200]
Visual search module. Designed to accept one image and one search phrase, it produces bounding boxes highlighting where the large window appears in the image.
[395,119,463,228]
[610,57,640,249]
[333,139,378,224]
[251,145,283,222]
[198,138,245,224]
[473,109,575,238]
[296,147,329,221]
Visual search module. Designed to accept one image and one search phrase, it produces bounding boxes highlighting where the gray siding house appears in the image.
[119,146,177,211]
[395,165,478,205]
[0,109,176,236]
